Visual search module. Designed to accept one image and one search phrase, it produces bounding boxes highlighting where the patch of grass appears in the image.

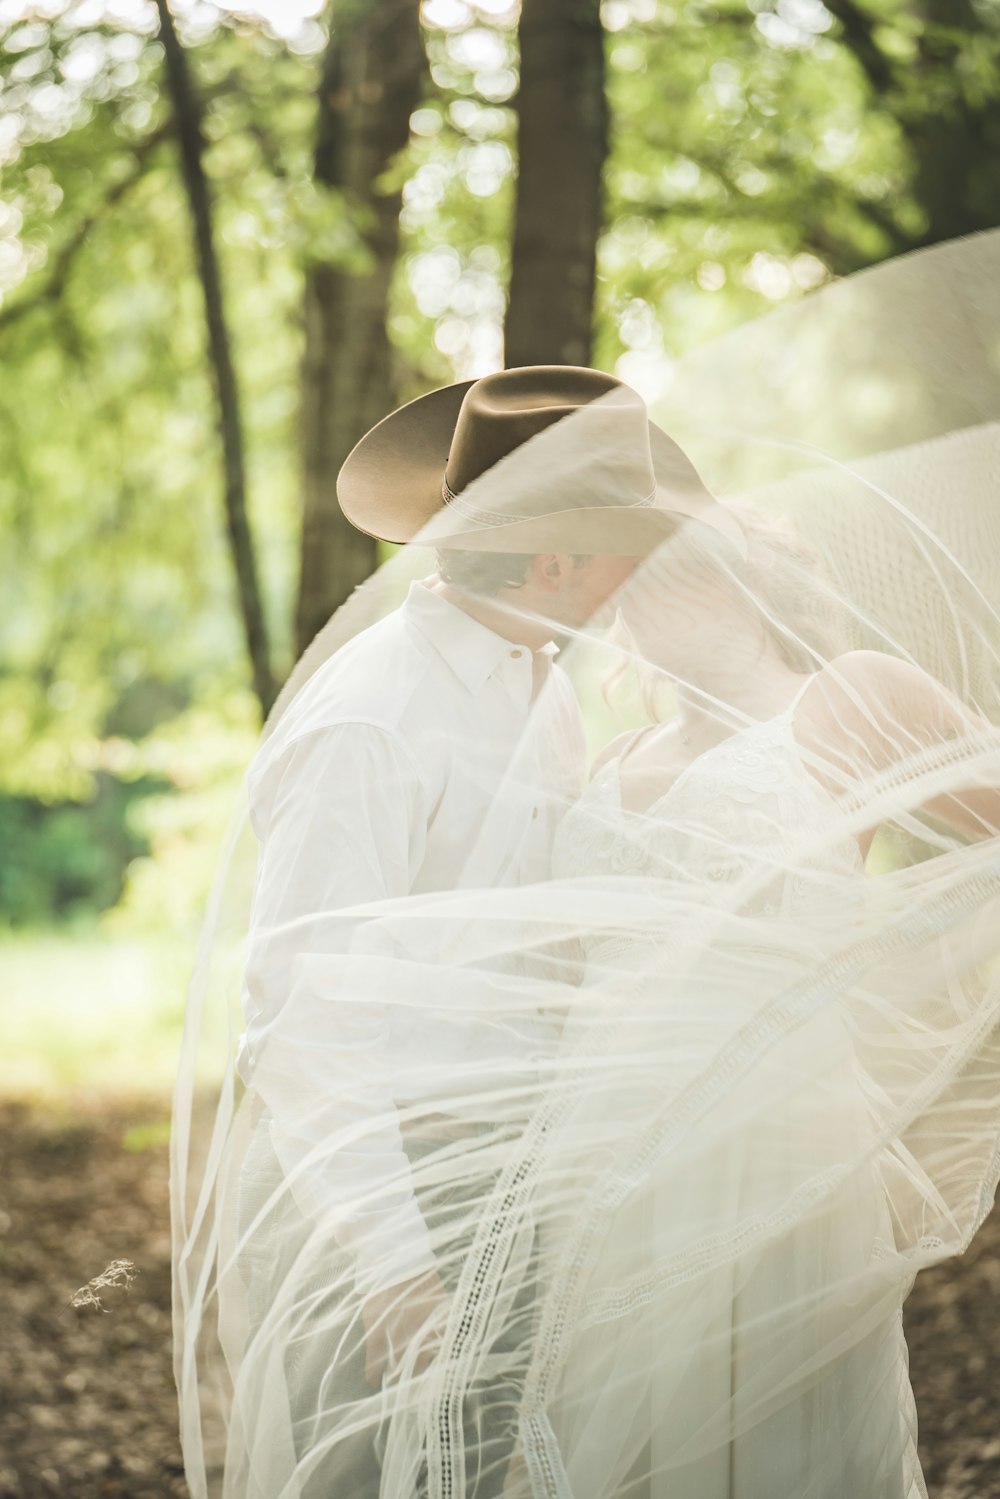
[0,929,194,1100]
[122,1119,172,1152]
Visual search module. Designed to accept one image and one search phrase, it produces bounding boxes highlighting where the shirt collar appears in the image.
[403,579,558,696]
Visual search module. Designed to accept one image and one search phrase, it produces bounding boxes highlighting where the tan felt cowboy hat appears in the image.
[337,365,746,556]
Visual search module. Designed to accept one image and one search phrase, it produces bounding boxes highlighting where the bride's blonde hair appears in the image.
[610,501,848,712]
[682,498,847,670]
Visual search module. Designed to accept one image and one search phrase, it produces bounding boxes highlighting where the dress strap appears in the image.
[590,723,658,781]
[616,723,661,774]
[783,674,818,719]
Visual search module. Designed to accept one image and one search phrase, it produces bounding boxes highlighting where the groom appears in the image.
[236,364,742,1494]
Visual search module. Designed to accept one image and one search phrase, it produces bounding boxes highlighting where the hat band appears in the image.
[440,471,658,528]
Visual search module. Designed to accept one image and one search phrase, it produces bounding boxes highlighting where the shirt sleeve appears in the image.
[242,722,438,1291]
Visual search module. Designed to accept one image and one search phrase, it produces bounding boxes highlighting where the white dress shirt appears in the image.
[237,579,586,1289]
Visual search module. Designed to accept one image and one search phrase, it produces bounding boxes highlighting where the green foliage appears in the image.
[102,690,259,941]
[391,8,519,388]
[596,0,909,380]
[0,8,323,788]
[0,770,165,925]
[122,1117,171,1150]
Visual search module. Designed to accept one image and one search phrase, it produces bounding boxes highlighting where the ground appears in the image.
[1,1096,998,1498]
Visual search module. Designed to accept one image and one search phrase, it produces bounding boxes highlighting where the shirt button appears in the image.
[510,648,524,659]
[531,806,539,819]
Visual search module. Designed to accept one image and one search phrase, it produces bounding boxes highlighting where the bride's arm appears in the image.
[818,651,1000,841]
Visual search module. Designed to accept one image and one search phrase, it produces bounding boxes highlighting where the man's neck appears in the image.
[428,578,557,652]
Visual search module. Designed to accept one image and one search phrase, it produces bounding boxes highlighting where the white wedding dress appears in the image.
[543,690,926,1499]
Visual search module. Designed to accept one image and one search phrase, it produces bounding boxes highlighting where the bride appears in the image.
[539,502,1000,1498]
[171,234,1000,1499]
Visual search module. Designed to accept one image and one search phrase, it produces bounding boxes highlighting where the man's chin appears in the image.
[587,599,623,632]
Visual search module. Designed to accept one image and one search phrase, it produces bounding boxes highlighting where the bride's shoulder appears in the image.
[805,651,989,750]
[814,650,951,708]
[809,649,917,705]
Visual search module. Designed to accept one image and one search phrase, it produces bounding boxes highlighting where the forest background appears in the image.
[1,0,998,1092]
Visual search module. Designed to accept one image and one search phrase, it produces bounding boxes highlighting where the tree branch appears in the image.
[155,0,275,716]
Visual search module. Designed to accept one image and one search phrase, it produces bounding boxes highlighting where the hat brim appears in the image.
[338,380,477,544]
[337,378,745,557]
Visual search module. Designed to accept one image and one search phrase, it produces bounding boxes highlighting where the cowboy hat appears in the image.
[337,365,746,557]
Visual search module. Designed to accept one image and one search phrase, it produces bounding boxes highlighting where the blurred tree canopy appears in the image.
[1,0,997,927]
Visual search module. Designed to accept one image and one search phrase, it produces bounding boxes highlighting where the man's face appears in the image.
[561,553,644,629]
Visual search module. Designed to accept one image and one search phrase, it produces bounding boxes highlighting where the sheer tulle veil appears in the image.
[171,232,1000,1499]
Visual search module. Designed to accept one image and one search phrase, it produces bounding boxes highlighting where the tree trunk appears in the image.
[155,0,276,716]
[295,0,426,659]
[505,0,608,369]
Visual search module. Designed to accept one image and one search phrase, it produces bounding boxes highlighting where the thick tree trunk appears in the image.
[505,0,608,369]
[155,0,276,716]
[295,0,425,659]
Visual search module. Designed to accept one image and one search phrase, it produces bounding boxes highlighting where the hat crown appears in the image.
[444,366,650,499]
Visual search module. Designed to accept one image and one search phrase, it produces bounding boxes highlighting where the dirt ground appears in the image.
[1,1095,998,1499]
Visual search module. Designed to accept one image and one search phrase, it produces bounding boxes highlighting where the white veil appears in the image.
[171,232,1000,1499]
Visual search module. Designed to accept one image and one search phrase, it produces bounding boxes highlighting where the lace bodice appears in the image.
[553,705,864,926]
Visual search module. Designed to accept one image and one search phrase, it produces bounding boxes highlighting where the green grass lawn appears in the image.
[0,930,196,1101]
